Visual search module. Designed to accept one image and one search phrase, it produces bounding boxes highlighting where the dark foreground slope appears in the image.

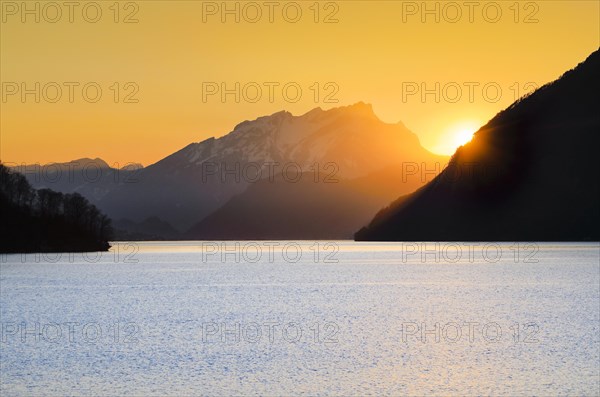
[356,50,600,241]
[0,165,112,253]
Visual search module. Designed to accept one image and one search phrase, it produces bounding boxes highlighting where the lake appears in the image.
[1,242,599,396]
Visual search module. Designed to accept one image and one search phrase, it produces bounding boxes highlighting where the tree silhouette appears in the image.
[0,164,113,253]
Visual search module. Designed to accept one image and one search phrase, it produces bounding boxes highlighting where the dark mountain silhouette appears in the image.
[0,164,112,253]
[185,169,427,240]
[356,49,600,241]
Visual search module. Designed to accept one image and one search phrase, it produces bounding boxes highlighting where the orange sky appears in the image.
[1,0,598,166]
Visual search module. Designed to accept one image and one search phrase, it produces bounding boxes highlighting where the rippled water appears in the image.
[1,242,599,396]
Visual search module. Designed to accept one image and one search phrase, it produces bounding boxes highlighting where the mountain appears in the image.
[98,102,447,233]
[179,104,447,239]
[120,163,144,171]
[12,158,141,203]
[356,50,600,241]
[31,157,111,170]
[185,171,397,240]
[186,160,439,240]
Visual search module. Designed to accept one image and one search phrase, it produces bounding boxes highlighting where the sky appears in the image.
[1,0,599,166]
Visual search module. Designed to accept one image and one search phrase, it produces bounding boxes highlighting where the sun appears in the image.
[454,128,476,148]
[449,121,480,151]
[431,121,481,155]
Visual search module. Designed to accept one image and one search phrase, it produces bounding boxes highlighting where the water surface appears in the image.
[1,242,599,396]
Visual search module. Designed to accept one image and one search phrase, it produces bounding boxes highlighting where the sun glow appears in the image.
[432,121,481,155]
[454,127,476,148]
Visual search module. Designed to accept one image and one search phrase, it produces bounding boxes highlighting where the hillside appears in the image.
[185,171,419,240]
[356,50,600,241]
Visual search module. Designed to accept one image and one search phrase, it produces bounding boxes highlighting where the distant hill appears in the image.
[12,157,141,206]
[113,217,181,240]
[356,49,600,241]
[186,160,438,239]
[186,172,391,240]
[0,164,112,253]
